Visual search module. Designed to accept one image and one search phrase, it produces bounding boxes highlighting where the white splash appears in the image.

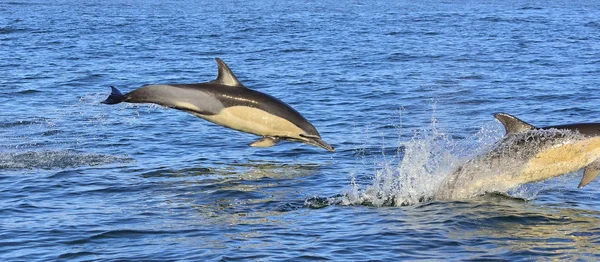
[341,117,505,207]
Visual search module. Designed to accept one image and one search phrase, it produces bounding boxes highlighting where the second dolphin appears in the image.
[436,113,600,200]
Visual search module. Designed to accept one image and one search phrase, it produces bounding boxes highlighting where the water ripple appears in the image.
[0,150,133,170]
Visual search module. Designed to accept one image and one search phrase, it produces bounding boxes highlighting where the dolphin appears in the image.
[102,58,334,152]
[436,113,600,200]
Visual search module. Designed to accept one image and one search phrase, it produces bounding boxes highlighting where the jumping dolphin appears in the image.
[436,113,600,200]
[102,58,334,152]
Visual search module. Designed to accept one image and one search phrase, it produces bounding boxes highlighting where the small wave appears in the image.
[0,150,134,170]
[0,118,48,128]
[57,251,98,260]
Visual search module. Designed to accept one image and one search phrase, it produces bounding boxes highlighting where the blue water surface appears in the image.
[1,0,600,260]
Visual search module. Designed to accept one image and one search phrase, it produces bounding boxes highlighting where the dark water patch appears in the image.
[0,150,133,170]
[5,1,44,6]
[457,74,485,80]
[477,213,565,225]
[480,16,505,23]
[519,6,543,10]
[293,255,330,261]
[47,170,80,179]
[435,79,459,86]
[386,31,413,36]
[63,184,157,198]
[550,107,594,114]
[15,89,43,95]
[65,229,174,245]
[37,129,61,136]
[140,167,217,178]
[423,31,441,36]
[584,21,600,29]
[288,80,316,86]
[0,26,28,34]
[479,16,548,24]
[388,52,445,62]
[273,202,305,212]
[281,48,313,53]
[387,52,418,62]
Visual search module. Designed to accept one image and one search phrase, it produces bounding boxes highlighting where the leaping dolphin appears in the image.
[436,113,600,200]
[102,58,334,152]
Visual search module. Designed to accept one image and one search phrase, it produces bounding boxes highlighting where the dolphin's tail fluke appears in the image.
[102,86,126,104]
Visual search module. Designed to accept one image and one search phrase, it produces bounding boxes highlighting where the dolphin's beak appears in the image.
[311,137,335,152]
[300,134,335,152]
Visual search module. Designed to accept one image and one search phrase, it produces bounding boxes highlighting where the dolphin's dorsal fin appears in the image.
[213,58,244,87]
[579,160,600,188]
[494,113,536,135]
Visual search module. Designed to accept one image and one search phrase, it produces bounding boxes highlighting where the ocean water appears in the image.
[2,0,600,260]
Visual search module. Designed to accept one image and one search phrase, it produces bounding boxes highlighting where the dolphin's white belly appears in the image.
[519,137,600,184]
[195,106,305,138]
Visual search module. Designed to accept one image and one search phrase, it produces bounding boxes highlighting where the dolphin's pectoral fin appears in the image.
[579,160,600,188]
[494,113,536,135]
[249,136,281,148]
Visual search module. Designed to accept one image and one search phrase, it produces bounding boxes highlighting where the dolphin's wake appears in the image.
[339,117,591,207]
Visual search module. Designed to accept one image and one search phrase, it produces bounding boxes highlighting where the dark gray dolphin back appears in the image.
[495,113,600,137]
[542,123,600,137]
